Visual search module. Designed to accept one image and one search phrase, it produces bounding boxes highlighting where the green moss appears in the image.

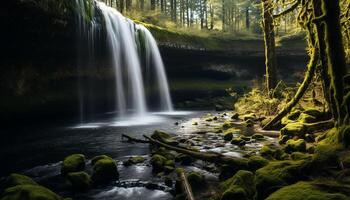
[175,154,194,165]
[151,130,178,145]
[222,121,235,129]
[313,143,341,165]
[285,139,307,153]
[266,181,347,200]
[92,158,118,183]
[255,160,307,199]
[164,166,175,173]
[66,172,92,191]
[222,170,255,198]
[241,113,256,121]
[4,174,37,188]
[150,154,167,172]
[91,155,112,166]
[288,110,302,120]
[248,156,269,171]
[165,160,175,167]
[221,185,248,200]
[280,122,306,137]
[290,152,312,160]
[303,109,323,119]
[260,145,284,160]
[187,172,205,190]
[338,125,350,148]
[61,154,86,175]
[0,184,63,200]
[298,113,317,123]
[231,113,240,120]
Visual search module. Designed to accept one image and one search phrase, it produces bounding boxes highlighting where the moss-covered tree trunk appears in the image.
[322,0,348,126]
[261,0,278,97]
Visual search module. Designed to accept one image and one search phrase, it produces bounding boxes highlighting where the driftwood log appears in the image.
[177,168,195,200]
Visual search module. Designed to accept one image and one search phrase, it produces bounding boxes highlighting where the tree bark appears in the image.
[262,0,278,97]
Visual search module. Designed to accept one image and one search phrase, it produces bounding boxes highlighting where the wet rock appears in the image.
[285,139,307,153]
[298,113,317,123]
[66,172,92,191]
[244,119,254,127]
[221,185,248,200]
[220,170,255,200]
[4,174,37,188]
[224,132,233,141]
[260,145,284,160]
[175,154,193,165]
[164,176,173,187]
[231,113,239,120]
[61,154,86,175]
[151,130,178,145]
[231,137,246,146]
[1,184,64,200]
[145,182,159,190]
[123,156,146,166]
[252,133,264,140]
[174,122,179,125]
[92,157,119,184]
[279,135,290,145]
[150,154,167,172]
[192,122,198,125]
[241,113,256,121]
[164,166,175,173]
[222,121,235,129]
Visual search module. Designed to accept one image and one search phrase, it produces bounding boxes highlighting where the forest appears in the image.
[0,0,349,200]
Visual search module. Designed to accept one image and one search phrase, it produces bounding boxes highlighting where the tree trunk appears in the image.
[262,0,278,97]
[322,0,348,126]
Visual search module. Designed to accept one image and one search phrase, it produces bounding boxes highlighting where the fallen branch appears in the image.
[177,168,195,200]
[122,134,149,143]
[143,135,249,167]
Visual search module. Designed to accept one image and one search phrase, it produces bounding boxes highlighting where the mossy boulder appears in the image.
[222,121,235,129]
[338,125,350,148]
[4,174,37,188]
[91,155,111,165]
[248,156,269,171]
[0,184,64,200]
[241,113,256,121]
[280,122,305,137]
[175,154,194,165]
[260,145,284,160]
[285,139,307,153]
[298,113,317,123]
[279,135,290,145]
[150,154,167,172]
[303,108,323,119]
[266,181,347,200]
[92,157,119,184]
[151,130,178,145]
[231,113,239,120]
[255,160,307,199]
[221,185,248,200]
[61,154,86,175]
[187,172,205,190]
[66,172,92,191]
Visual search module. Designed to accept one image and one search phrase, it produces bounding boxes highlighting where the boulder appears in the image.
[92,158,119,183]
[61,154,86,175]
[4,174,37,188]
[150,154,167,172]
[285,139,307,153]
[280,122,305,137]
[91,155,112,165]
[66,172,92,191]
[187,172,205,190]
[252,134,264,140]
[0,185,64,200]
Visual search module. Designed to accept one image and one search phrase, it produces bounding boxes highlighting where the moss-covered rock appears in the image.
[221,185,248,200]
[175,154,194,165]
[288,110,302,120]
[303,108,323,119]
[266,181,347,200]
[123,156,146,166]
[280,122,305,137]
[61,154,86,175]
[260,145,284,160]
[338,125,350,148]
[231,113,239,120]
[248,156,269,171]
[298,113,317,123]
[187,172,205,190]
[92,158,119,184]
[66,172,92,191]
[0,184,64,200]
[241,113,256,121]
[91,155,112,166]
[221,170,256,199]
[151,154,167,172]
[151,130,178,145]
[4,174,37,188]
[255,160,307,199]
[222,121,235,129]
[285,139,307,153]
[290,152,312,160]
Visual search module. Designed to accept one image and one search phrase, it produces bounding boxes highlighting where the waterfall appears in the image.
[75,0,173,122]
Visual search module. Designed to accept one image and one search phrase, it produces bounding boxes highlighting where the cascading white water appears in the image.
[75,0,173,122]
[137,26,173,111]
